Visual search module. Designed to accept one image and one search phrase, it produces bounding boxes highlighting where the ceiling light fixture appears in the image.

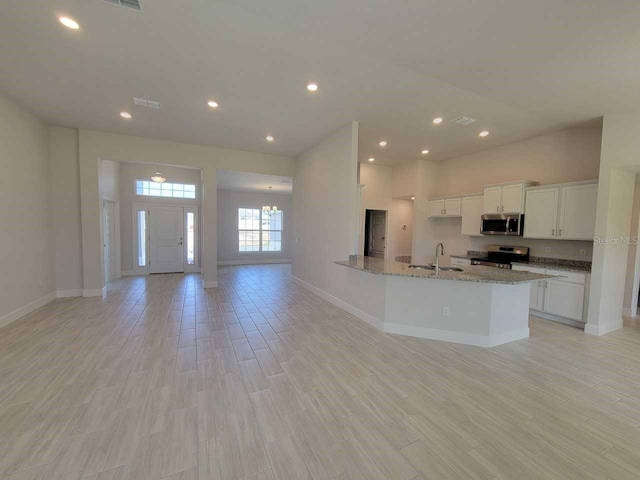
[411,196,415,200]
[120,111,132,119]
[306,83,319,92]
[432,117,444,125]
[368,157,375,162]
[479,130,490,137]
[207,100,219,108]
[59,16,80,29]
[150,166,166,184]
[379,140,387,147]
[266,135,275,142]
[421,149,429,155]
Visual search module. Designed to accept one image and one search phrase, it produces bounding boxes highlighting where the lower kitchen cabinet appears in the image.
[512,265,589,325]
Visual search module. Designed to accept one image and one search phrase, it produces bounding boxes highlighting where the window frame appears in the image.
[237,207,283,253]
[134,179,197,199]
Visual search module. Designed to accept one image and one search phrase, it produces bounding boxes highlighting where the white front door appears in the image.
[103,200,118,283]
[149,206,184,274]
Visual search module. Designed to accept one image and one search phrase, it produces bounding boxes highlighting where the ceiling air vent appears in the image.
[133,97,160,109]
[100,0,143,12]
[452,116,476,126]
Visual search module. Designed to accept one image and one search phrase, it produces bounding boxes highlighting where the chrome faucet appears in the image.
[435,243,445,272]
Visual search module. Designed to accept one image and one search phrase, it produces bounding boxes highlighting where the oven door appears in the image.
[481,214,523,235]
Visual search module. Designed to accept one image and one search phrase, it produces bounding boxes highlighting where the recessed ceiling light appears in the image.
[307,83,319,92]
[411,196,415,200]
[59,16,80,30]
[120,112,132,119]
[421,149,429,155]
[368,157,375,162]
[432,117,444,125]
[378,140,387,147]
[266,135,275,142]
[207,100,219,108]
[479,130,490,137]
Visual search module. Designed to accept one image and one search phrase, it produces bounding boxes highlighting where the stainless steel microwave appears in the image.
[481,214,524,236]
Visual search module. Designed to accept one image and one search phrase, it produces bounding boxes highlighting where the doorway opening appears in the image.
[364,209,387,259]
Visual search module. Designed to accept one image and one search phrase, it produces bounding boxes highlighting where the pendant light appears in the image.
[262,186,278,215]
[151,166,166,183]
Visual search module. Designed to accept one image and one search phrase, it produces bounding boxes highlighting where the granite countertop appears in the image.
[511,260,591,273]
[336,256,556,285]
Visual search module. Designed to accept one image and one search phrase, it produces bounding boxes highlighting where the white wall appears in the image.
[119,162,202,273]
[359,163,393,256]
[622,178,640,313]
[389,199,414,259]
[217,189,292,264]
[50,127,83,293]
[99,159,120,202]
[0,92,55,323]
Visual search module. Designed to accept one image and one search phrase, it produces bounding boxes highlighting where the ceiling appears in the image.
[0,0,638,165]
[217,170,293,194]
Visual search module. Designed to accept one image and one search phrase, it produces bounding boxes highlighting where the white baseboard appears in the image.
[203,281,218,289]
[384,323,529,348]
[83,286,106,297]
[622,307,634,317]
[290,275,384,330]
[584,319,624,336]
[57,289,82,298]
[0,292,56,329]
[218,259,291,266]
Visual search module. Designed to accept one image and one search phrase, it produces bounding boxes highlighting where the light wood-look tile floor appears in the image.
[2,264,640,479]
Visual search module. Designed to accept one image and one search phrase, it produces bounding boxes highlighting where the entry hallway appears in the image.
[2,265,640,479]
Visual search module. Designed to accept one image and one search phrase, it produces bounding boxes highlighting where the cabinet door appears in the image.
[523,188,559,238]
[444,197,461,216]
[544,280,585,321]
[530,281,544,311]
[461,196,483,236]
[501,184,524,213]
[429,199,445,217]
[483,187,502,214]
[558,183,598,240]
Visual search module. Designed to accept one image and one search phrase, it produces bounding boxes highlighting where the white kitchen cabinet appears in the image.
[512,264,588,324]
[524,181,598,241]
[523,188,559,238]
[558,183,598,240]
[428,197,461,217]
[444,197,461,217]
[482,181,535,214]
[429,199,445,217]
[483,187,502,214]
[461,195,483,236]
[544,279,585,321]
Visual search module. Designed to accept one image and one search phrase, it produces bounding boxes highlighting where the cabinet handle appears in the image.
[444,209,447,215]
[496,206,499,212]
[501,205,504,212]
[441,209,444,215]
[552,229,555,236]
[559,229,562,236]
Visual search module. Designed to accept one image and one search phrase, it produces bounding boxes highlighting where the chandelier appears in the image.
[262,205,278,215]
[150,166,166,183]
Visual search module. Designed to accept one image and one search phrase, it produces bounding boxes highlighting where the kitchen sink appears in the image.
[408,265,464,272]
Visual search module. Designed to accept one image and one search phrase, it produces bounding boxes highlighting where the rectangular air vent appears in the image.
[133,97,160,109]
[101,0,143,12]
[452,116,476,126]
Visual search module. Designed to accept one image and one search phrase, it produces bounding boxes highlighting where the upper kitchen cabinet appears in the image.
[428,196,462,217]
[482,181,537,214]
[461,195,483,236]
[524,180,598,241]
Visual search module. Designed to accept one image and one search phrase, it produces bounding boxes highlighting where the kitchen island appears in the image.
[334,256,555,347]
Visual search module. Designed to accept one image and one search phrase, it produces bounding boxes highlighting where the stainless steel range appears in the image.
[470,245,529,269]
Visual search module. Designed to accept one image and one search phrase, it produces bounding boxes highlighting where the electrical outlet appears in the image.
[442,306,450,316]
[579,248,587,256]
[544,247,551,254]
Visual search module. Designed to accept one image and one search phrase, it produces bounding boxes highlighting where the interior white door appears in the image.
[501,184,524,213]
[523,188,559,238]
[483,187,502,214]
[370,211,386,258]
[149,206,185,274]
[558,183,598,240]
[103,201,117,283]
[461,196,483,236]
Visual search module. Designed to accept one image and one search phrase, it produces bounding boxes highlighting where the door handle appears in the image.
[178,242,183,245]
